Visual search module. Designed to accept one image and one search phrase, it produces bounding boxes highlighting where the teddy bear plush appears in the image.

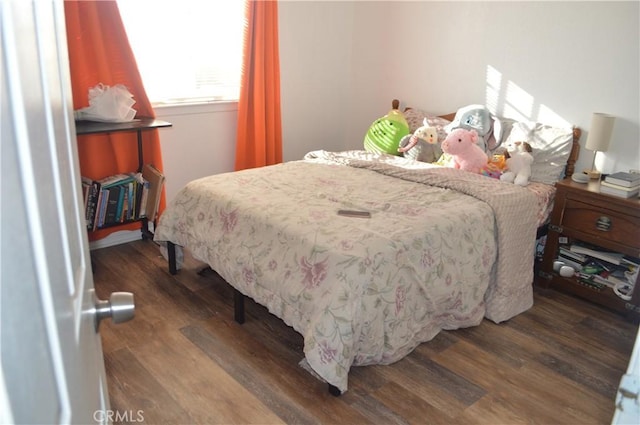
[441,128,489,174]
[500,141,533,186]
[397,118,442,163]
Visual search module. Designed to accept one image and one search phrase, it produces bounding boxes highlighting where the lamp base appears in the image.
[583,169,602,180]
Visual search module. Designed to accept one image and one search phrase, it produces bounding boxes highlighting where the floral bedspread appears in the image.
[154,150,541,392]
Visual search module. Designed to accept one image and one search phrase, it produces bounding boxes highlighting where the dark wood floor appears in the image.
[93,239,638,424]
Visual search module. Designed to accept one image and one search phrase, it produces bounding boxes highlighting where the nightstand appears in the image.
[538,177,640,319]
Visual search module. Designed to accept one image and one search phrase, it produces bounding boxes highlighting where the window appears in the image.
[117,0,245,105]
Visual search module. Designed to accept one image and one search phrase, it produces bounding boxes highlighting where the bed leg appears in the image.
[328,384,341,397]
[167,241,177,275]
[233,289,245,324]
[197,266,213,276]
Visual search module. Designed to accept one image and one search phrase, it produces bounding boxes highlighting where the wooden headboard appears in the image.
[564,128,581,177]
[392,99,581,178]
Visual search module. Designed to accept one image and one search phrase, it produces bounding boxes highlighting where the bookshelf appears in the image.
[76,118,171,239]
[539,177,640,320]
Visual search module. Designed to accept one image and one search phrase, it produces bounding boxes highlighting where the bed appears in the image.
[154,103,581,394]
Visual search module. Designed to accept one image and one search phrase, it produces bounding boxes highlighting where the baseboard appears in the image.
[89,229,141,250]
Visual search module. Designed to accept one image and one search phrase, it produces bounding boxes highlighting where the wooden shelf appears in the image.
[75,117,171,238]
[75,118,171,135]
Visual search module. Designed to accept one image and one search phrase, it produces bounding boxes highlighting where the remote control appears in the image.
[337,210,371,218]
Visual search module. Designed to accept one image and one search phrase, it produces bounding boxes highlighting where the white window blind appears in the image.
[117,0,245,105]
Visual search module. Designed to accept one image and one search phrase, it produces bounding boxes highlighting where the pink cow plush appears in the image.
[441,128,489,174]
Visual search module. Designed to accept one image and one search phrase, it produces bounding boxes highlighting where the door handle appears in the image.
[94,292,135,331]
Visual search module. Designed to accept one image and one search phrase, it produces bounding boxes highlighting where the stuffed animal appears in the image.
[441,128,489,174]
[481,147,509,179]
[500,141,533,186]
[364,100,410,155]
[444,104,495,152]
[397,118,442,163]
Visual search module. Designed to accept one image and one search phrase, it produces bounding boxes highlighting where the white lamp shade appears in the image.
[585,113,615,152]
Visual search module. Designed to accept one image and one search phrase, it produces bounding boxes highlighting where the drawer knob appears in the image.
[595,216,612,231]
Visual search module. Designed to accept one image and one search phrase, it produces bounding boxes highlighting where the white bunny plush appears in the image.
[500,141,533,186]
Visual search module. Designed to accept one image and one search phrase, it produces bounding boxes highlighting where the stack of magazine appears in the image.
[557,241,638,298]
[600,171,640,198]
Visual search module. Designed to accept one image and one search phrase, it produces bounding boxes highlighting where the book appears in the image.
[114,184,127,222]
[125,182,135,221]
[104,186,122,225]
[91,188,102,230]
[121,190,129,222]
[569,242,625,265]
[129,172,149,219]
[559,246,587,263]
[81,177,91,210]
[142,164,165,222]
[601,180,640,190]
[622,256,640,268]
[97,188,109,229]
[98,173,135,189]
[604,171,640,187]
[138,180,149,218]
[81,177,92,227]
[82,177,102,230]
[599,183,640,198]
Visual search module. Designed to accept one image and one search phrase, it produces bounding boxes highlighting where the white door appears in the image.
[612,326,640,424]
[1,1,132,423]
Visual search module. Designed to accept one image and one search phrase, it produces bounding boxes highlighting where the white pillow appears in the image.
[491,116,516,150]
[504,121,574,185]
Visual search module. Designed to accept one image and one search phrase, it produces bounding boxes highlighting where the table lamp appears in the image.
[584,112,615,179]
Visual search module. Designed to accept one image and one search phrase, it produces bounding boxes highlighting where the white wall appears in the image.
[155,102,237,201]
[344,1,640,176]
[279,1,356,162]
[157,0,639,202]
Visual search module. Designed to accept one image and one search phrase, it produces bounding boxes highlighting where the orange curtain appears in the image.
[64,0,166,242]
[235,0,282,170]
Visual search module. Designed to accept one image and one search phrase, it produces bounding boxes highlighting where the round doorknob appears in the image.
[95,292,135,331]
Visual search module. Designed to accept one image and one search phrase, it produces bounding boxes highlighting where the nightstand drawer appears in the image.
[562,199,640,247]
